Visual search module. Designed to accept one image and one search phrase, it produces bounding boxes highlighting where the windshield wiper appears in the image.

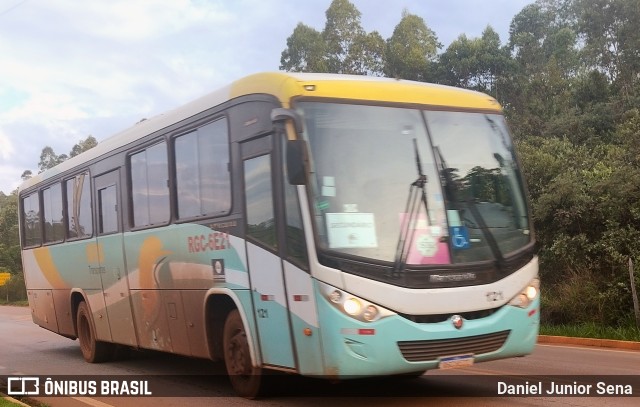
[390,139,431,278]
[433,146,505,272]
[464,198,505,269]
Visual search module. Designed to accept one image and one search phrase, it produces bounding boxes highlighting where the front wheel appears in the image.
[223,309,264,398]
[76,301,114,363]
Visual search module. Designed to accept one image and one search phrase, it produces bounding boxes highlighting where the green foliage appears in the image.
[540,322,640,341]
[384,10,441,80]
[576,0,640,103]
[437,27,511,98]
[280,23,328,72]
[36,135,98,173]
[38,146,67,173]
[70,135,98,158]
[0,192,20,274]
[280,0,385,75]
[280,0,438,77]
[0,272,27,303]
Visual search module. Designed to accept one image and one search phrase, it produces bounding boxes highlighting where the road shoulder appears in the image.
[538,335,640,351]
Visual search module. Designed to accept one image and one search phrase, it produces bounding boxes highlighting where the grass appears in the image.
[1,394,47,407]
[541,322,640,342]
[1,395,27,407]
[0,300,28,306]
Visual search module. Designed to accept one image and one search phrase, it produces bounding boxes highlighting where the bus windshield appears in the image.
[297,102,531,266]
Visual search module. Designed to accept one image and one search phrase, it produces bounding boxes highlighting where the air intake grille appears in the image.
[397,330,510,362]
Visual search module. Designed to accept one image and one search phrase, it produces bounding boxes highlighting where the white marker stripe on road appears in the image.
[71,397,115,407]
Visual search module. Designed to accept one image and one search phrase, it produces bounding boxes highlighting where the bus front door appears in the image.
[94,170,138,347]
[242,135,296,370]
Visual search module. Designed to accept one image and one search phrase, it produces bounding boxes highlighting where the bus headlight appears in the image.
[319,282,395,323]
[509,278,540,308]
[329,290,342,303]
[344,298,362,315]
[363,305,379,322]
[525,285,538,300]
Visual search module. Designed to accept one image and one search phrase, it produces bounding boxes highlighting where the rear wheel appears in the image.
[223,309,264,398]
[76,301,114,363]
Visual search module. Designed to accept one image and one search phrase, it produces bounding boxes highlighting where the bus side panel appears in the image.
[124,224,249,354]
[22,244,110,339]
[26,289,58,333]
[126,227,183,352]
[162,289,190,356]
[283,262,325,376]
[84,289,112,342]
[130,289,172,351]
[52,288,74,337]
[180,289,209,358]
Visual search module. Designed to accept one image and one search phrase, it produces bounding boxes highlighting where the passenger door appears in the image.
[93,170,137,346]
[242,135,296,369]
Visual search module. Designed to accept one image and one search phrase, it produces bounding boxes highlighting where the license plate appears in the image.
[438,354,474,369]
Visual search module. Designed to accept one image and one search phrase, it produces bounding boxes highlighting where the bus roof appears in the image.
[18,72,501,193]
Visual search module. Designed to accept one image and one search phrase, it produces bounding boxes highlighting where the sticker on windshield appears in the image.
[450,226,470,249]
[326,213,378,249]
[400,213,451,264]
[321,176,336,197]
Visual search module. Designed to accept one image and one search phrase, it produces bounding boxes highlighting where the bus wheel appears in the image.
[223,309,263,398]
[76,301,113,363]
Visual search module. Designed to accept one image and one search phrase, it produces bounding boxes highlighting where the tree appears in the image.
[345,30,386,76]
[574,0,640,107]
[35,135,98,173]
[38,146,67,173]
[279,0,384,75]
[501,0,580,138]
[280,23,328,72]
[437,26,509,97]
[384,10,441,81]
[0,191,20,274]
[322,0,365,73]
[70,135,98,158]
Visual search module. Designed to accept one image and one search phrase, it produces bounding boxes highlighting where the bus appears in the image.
[18,72,539,397]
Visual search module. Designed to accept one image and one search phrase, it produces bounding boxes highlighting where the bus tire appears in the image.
[76,301,113,363]
[223,309,263,398]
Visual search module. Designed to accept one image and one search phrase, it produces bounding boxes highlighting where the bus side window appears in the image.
[22,192,42,247]
[174,118,231,219]
[282,138,309,270]
[244,154,277,249]
[65,172,93,239]
[130,142,170,227]
[98,185,118,235]
[42,183,64,243]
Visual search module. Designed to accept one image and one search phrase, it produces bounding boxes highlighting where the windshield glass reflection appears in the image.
[297,102,530,266]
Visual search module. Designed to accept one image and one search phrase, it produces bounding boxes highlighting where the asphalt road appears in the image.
[1,305,638,406]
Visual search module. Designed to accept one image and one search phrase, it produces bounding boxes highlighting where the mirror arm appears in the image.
[271,108,303,135]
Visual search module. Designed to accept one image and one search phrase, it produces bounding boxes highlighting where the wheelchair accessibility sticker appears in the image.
[450,226,470,249]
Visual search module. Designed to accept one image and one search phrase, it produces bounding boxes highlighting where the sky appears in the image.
[0,0,534,195]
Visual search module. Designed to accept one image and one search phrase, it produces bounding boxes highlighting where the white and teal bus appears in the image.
[19,72,539,397]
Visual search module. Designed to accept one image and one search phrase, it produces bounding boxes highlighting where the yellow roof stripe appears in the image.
[230,72,502,111]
